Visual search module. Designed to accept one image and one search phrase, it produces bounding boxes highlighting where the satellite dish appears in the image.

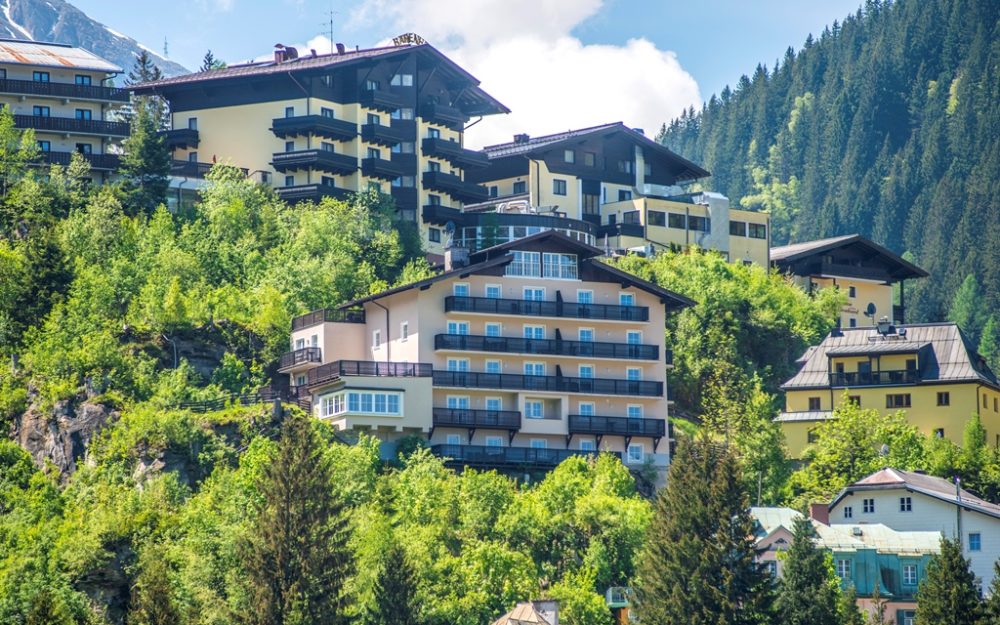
[865,302,877,318]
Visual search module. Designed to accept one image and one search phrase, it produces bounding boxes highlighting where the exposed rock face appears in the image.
[12,396,119,475]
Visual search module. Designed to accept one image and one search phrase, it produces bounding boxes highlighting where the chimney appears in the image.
[513,133,530,144]
[532,600,559,625]
[336,42,346,54]
[809,503,830,525]
[444,247,469,272]
[273,44,287,64]
[633,127,645,135]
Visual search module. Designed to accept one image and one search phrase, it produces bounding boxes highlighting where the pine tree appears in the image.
[123,50,168,128]
[240,413,352,625]
[982,561,1000,625]
[119,101,170,215]
[128,544,179,625]
[363,541,422,625]
[949,274,987,343]
[635,435,773,625]
[839,585,865,625]
[980,315,1000,373]
[775,516,841,625]
[915,537,982,625]
[200,49,226,71]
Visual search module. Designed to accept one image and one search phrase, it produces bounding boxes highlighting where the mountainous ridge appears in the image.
[0,0,188,77]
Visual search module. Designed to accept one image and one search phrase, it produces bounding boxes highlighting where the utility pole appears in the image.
[956,476,964,553]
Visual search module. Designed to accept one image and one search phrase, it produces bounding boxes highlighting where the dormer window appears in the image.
[507,251,541,277]
[542,253,578,279]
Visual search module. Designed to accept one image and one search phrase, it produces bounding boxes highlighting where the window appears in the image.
[75,143,92,155]
[553,179,567,196]
[372,330,381,349]
[807,429,819,444]
[863,498,875,513]
[619,293,635,307]
[485,397,502,411]
[808,397,821,411]
[668,213,686,229]
[489,185,498,198]
[995,397,999,413]
[447,396,470,409]
[578,402,595,416]
[748,223,767,239]
[901,611,916,625]
[320,107,334,118]
[296,374,306,387]
[321,142,336,153]
[447,358,469,372]
[580,439,596,451]
[579,328,594,342]
[729,220,747,236]
[32,105,50,117]
[887,394,912,408]
[485,323,501,337]
[577,290,593,304]
[618,190,632,201]
[285,175,295,187]
[564,149,575,163]
[900,496,912,512]
[618,160,633,174]
[627,331,641,345]
[74,74,91,85]
[649,210,666,227]
[186,151,198,163]
[453,283,469,297]
[934,428,945,438]
[446,434,461,445]
[523,325,544,340]
[429,228,441,243]
[847,395,861,406]
[367,112,381,125]
[285,140,295,152]
[513,180,527,194]
[969,533,982,552]
[326,391,401,416]
[583,152,596,167]
[627,405,643,419]
[835,559,851,579]
[627,444,644,464]
[986,394,990,409]
[187,117,199,130]
[579,365,594,379]
[36,140,50,151]
[485,360,501,374]
[901,564,917,586]
[542,252,578,279]
[284,106,295,118]
[399,321,409,342]
[33,71,49,82]
[766,561,778,577]
[524,287,544,301]
[390,73,414,86]
[447,321,470,335]
[525,401,544,419]
[367,147,382,160]
[531,439,548,449]
[74,109,92,120]
[626,367,641,381]
[507,251,541,277]
[843,506,853,519]
[391,107,414,120]
[485,284,501,299]
[688,215,710,232]
[392,175,416,188]
[524,362,545,376]
[486,436,503,447]
[848,285,857,298]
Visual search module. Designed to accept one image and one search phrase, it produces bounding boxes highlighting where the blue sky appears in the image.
[73,0,862,146]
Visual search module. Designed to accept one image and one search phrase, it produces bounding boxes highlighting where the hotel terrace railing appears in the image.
[430,444,620,468]
[829,370,921,387]
[291,308,365,331]
[163,128,200,149]
[271,115,357,141]
[308,360,433,386]
[0,78,130,102]
[278,347,322,371]
[445,296,649,322]
[432,371,663,397]
[15,114,129,137]
[434,334,659,360]
[432,407,521,430]
[568,415,665,438]
[39,151,120,170]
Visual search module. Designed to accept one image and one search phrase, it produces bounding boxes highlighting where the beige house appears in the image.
[281,230,690,475]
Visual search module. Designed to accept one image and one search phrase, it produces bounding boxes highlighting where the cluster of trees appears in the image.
[659,0,1000,326]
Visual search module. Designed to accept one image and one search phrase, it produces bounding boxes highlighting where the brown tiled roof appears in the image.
[491,603,553,625]
[831,468,1000,520]
[770,234,928,279]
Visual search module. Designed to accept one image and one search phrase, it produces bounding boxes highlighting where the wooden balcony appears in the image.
[38,151,120,171]
[422,102,469,129]
[361,153,415,180]
[422,170,489,204]
[278,347,322,372]
[361,119,414,146]
[163,128,199,149]
[271,149,358,175]
[271,115,356,141]
[568,414,665,439]
[421,137,489,168]
[360,89,407,112]
[276,184,354,204]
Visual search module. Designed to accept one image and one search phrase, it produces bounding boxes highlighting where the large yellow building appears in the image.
[772,234,928,328]
[132,39,508,257]
[0,39,129,183]
[464,122,771,265]
[779,322,1000,458]
[279,230,691,477]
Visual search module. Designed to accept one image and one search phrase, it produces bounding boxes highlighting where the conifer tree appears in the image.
[241,413,352,625]
[915,537,982,625]
[123,50,168,128]
[635,435,773,625]
[775,516,841,625]
[839,585,865,625]
[949,274,988,344]
[980,315,1000,373]
[982,561,1000,625]
[119,102,170,215]
[200,50,226,71]
[363,541,422,625]
[128,544,179,625]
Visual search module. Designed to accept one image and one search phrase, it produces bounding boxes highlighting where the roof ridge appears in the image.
[482,121,624,150]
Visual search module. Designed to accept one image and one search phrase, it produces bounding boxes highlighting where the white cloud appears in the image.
[348,0,701,148]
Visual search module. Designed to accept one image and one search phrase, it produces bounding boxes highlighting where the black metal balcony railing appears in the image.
[421,137,489,168]
[568,415,665,438]
[431,444,619,468]
[432,407,521,430]
[279,346,322,370]
[271,150,358,175]
[422,170,490,204]
[598,222,644,238]
[0,78,130,102]
[308,360,433,387]
[829,370,921,387]
[361,119,415,146]
[15,114,129,137]
[422,203,462,225]
[361,153,415,180]
[39,151,120,170]
[360,89,407,112]
[170,160,252,178]
[422,102,469,129]
[433,371,663,397]
[276,184,354,204]
[445,296,650,322]
[434,334,659,360]
[291,308,365,331]
[271,115,357,141]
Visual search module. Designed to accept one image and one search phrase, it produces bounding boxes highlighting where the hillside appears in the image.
[0,0,187,76]
[659,0,1000,327]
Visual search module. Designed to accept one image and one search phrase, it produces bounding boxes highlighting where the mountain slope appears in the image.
[0,0,187,77]
[659,0,1000,327]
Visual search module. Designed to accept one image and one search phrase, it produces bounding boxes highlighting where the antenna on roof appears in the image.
[321,2,338,54]
[163,37,169,58]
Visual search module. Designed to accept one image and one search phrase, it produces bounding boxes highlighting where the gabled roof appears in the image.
[0,39,120,73]
[771,234,928,280]
[491,602,553,625]
[470,229,605,261]
[481,121,710,182]
[781,322,999,391]
[830,468,1000,521]
[751,507,940,554]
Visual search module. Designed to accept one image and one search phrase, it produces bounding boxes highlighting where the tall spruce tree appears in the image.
[839,585,865,625]
[915,537,981,625]
[635,435,773,625]
[980,315,1000,373]
[119,102,170,215]
[983,561,1000,625]
[775,516,841,625]
[128,544,179,625]
[363,541,422,625]
[949,274,988,344]
[240,413,352,625]
[200,50,226,71]
[123,50,168,128]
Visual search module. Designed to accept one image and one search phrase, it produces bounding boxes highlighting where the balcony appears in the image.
[361,153,415,180]
[0,78,130,103]
[422,203,462,225]
[271,115,357,141]
[278,347,322,372]
[291,307,365,331]
[271,149,358,175]
[422,102,469,129]
[430,444,618,469]
[39,151,120,171]
[308,359,433,387]
[445,296,649,322]
[568,415,665,439]
[163,128,199,149]
[391,186,418,214]
[806,262,892,283]
[433,371,663,397]
[15,114,129,137]
[598,222,644,238]
[361,119,414,146]
[829,370,921,387]
[360,88,407,112]
[432,407,521,431]
[276,184,354,204]
[421,137,489,169]
[422,170,489,204]
[434,334,659,360]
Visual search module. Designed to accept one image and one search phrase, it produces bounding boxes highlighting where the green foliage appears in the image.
[119,101,171,215]
[980,315,1000,373]
[775,517,841,625]
[361,541,423,625]
[983,561,1000,625]
[129,543,181,625]
[948,274,988,343]
[547,568,612,625]
[915,537,981,625]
